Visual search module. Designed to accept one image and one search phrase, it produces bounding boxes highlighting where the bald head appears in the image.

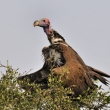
[33,18,50,28]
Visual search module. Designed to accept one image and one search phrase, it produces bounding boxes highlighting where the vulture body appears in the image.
[18,18,110,96]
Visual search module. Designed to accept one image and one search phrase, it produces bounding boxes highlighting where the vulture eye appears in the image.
[42,20,45,22]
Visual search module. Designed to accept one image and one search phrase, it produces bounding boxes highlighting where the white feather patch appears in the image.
[51,38,63,44]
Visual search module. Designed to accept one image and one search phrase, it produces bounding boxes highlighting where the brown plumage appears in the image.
[18,18,110,96]
[43,44,95,95]
[42,44,110,95]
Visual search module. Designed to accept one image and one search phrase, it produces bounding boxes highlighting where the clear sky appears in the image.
[0,1,110,90]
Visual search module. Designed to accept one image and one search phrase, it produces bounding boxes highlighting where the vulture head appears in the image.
[33,18,51,34]
[33,18,66,44]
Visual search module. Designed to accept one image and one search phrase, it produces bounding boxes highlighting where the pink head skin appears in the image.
[33,18,51,34]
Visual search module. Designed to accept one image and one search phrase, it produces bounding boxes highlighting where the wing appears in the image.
[18,63,50,89]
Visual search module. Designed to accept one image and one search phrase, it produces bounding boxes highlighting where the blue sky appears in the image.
[0,1,110,90]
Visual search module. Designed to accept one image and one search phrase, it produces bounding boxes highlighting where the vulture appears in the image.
[18,18,110,96]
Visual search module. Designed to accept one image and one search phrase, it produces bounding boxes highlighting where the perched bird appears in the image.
[18,18,110,96]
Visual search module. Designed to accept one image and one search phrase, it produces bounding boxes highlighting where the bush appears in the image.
[0,63,110,110]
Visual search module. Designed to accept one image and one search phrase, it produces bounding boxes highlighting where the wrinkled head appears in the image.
[33,18,50,28]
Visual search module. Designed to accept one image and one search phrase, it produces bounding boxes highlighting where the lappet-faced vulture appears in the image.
[18,18,110,96]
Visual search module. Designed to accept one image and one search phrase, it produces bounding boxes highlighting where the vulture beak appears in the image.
[33,20,39,27]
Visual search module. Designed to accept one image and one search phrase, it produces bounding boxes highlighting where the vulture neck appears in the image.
[44,28,67,45]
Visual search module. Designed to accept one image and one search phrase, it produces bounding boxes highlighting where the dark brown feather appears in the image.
[87,66,110,78]
[18,63,50,90]
[87,66,110,85]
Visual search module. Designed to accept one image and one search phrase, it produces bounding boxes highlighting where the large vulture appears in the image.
[18,18,110,96]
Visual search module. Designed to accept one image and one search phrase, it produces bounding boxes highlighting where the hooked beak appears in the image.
[33,20,39,27]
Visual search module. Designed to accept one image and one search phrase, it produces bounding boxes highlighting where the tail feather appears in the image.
[90,71,109,85]
[87,65,110,85]
[87,66,110,78]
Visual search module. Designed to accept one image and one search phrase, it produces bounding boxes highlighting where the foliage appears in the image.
[0,63,110,110]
